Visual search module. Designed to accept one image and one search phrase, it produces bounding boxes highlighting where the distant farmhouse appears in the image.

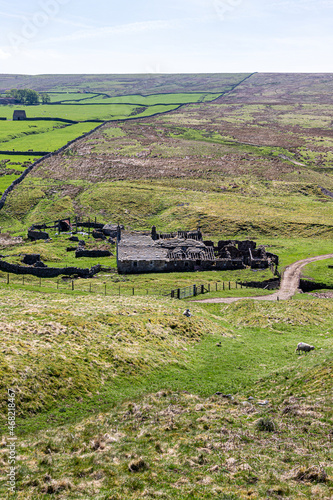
[117,226,279,274]
[0,98,17,105]
[13,110,26,121]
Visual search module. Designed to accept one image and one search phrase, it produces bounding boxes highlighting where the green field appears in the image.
[0,120,67,144]
[45,92,104,103]
[62,92,222,105]
[0,122,100,152]
[0,74,333,499]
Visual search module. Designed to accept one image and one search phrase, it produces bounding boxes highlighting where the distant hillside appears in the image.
[0,73,251,96]
[1,73,333,239]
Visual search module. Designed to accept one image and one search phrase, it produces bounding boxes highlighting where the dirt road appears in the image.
[193,254,333,304]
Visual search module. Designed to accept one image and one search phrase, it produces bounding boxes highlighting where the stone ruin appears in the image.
[28,219,124,241]
[117,226,279,274]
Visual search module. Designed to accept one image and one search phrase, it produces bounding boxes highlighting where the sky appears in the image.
[0,0,332,74]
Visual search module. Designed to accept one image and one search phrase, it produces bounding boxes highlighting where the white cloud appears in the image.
[44,19,182,44]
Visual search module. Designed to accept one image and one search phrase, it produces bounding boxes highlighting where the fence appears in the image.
[0,272,244,299]
[168,281,243,299]
[0,272,170,297]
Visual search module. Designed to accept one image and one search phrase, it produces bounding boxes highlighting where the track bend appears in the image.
[193,254,333,304]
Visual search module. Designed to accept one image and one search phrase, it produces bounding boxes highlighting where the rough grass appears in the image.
[0,290,332,499]
[3,385,333,499]
[0,289,217,420]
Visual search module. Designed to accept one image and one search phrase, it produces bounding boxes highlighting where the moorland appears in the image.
[0,73,332,499]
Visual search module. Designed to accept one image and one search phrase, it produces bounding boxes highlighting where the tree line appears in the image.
[5,89,51,105]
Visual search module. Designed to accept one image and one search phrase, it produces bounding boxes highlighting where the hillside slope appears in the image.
[2,83,333,237]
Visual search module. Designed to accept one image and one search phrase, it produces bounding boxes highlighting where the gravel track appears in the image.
[193,254,333,304]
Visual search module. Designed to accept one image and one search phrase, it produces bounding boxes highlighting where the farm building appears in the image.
[13,110,26,120]
[117,226,279,274]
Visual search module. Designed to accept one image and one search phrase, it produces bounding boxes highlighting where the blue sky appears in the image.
[0,0,332,73]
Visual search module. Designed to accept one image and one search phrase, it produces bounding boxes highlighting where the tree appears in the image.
[40,93,51,104]
[23,89,39,105]
[5,88,39,105]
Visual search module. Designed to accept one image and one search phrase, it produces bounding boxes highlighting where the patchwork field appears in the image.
[3,93,333,238]
[0,74,333,499]
[0,80,228,193]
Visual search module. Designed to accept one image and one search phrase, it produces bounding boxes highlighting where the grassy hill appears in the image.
[0,74,333,499]
[0,287,332,499]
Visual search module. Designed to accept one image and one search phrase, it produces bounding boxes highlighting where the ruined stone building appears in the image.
[117,226,278,274]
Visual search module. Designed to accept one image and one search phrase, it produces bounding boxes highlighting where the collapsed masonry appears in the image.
[28,220,124,241]
[117,227,279,274]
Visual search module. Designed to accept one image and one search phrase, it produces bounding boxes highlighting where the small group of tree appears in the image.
[5,89,50,105]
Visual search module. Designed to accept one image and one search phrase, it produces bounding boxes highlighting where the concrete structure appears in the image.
[117,227,278,274]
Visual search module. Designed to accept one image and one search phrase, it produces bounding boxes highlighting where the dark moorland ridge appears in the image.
[1,72,333,101]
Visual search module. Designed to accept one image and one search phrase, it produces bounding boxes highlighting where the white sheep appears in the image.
[295,342,315,355]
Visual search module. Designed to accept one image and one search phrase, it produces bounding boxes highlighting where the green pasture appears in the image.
[63,92,222,105]
[0,102,182,122]
[301,258,333,289]
[46,92,102,103]
[0,173,20,193]
[0,286,331,426]
[0,120,67,145]
[1,122,98,152]
[0,154,41,169]
[0,155,42,192]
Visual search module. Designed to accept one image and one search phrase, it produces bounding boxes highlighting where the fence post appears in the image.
[208,283,210,292]
[72,280,74,291]
[193,284,197,296]
[223,282,225,290]
[201,284,204,295]
[228,282,230,290]
[105,284,107,296]
[216,282,217,291]
[171,290,175,298]
[7,273,9,284]
[177,288,180,299]
[132,287,134,296]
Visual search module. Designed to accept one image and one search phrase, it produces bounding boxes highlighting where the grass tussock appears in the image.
[1,383,332,499]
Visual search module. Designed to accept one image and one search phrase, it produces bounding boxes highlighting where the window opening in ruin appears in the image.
[133,261,137,267]
[196,260,201,266]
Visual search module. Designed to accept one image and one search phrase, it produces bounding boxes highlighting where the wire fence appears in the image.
[0,272,245,299]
